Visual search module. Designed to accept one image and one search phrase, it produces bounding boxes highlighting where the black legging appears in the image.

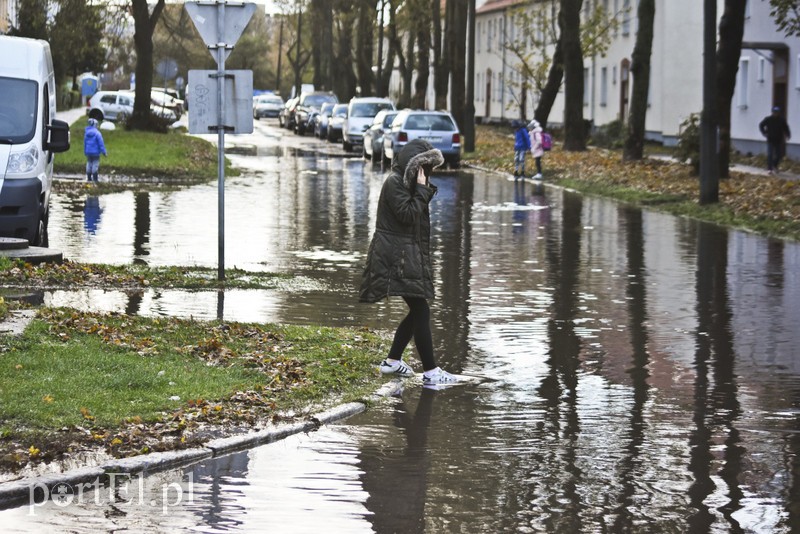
[387,296,436,371]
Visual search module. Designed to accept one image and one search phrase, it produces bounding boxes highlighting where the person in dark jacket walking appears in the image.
[84,118,107,183]
[759,106,791,174]
[360,139,460,387]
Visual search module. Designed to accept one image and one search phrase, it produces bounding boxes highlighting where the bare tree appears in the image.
[715,0,746,178]
[560,0,585,151]
[130,0,166,130]
[432,0,449,109]
[623,0,655,161]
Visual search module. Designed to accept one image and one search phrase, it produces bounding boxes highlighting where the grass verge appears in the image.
[56,117,233,182]
[0,308,388,469]
[466,124,800,241]
[0,258,306,291]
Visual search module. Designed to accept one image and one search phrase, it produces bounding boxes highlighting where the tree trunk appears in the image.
[131,0,166,130]
[623,0,655,161]
[412,0,431,109]
[400,29,415,107]
[449,0,468,128]
[355,0,376,95]
[333,11,358,100]
[716,0,747,179]
[378,0,398,96]
[560,0,585,151]
[534,37,564,131]
[433,0,449,110]
[311,0,334,91]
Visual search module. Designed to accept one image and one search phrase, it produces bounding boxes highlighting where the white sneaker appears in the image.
[533,173,543,179]
[422,367,460,386]
[379,359,415,378]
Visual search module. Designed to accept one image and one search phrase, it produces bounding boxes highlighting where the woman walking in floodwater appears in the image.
[359,139,460,387]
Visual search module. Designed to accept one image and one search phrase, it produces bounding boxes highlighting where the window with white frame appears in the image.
[745,0,750,19]
[738,58,749,108]
[600,67,608,106]
[797,54,800,88]
[613,66,617,84]
[510,14,515,43]
[476,21,481,53]
[584,68,590,106]
[758,57,765,83]
[622,0,631,35]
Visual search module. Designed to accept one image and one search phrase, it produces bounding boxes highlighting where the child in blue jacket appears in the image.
[84,118,107,183]
[513,120,531,178]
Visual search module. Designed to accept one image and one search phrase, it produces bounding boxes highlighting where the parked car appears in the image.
[87,90,177,122]
[87,90,134,122]
[279,97,299,129]
[326,103,348,142]
[363,109,398,162]
[294,91,339,135]
[312,102,335,138]
[383,109,462,168]
[150,90,183,119]
[253,93,284,119]
[342,97,395,151]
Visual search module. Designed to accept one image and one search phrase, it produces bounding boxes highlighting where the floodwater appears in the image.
[3,121,800,532]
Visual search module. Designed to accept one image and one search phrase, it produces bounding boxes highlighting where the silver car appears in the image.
[363,109,398,162]
[383,110,462,168]
[253,94,284,119]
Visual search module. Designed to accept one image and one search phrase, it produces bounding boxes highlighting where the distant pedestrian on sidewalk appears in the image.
[84,118,107,183]
[359,139,461,387]
[513,120,531,178]
[528,119,545,179]
[759,106,791,175]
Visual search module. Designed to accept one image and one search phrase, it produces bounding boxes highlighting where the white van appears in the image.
[342,97,395,152]
[0,36,70,246]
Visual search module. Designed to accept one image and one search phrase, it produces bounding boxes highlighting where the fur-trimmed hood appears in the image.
[391,139,445,189]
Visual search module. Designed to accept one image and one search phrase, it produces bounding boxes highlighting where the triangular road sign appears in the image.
[185,1,256,63]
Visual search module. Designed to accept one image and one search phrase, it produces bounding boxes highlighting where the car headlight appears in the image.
[7,145,39,175]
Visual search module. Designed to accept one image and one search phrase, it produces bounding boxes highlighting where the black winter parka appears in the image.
[359,139,445,303]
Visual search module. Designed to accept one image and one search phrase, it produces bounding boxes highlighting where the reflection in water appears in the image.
[361,388,436,533]
[82,196,102,234]
[7,126,800,532]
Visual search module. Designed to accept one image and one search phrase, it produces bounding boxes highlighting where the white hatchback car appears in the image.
[87,90,134,122]
[342,97,395,152]
[87,90,177,122]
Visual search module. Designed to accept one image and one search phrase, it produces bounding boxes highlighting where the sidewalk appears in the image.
[56,106,85,126]
[649,153,800,181]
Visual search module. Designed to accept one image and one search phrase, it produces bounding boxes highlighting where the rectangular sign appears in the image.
[187,70,254,135]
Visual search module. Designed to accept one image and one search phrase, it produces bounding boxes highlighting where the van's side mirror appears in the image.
[46,119,70,153]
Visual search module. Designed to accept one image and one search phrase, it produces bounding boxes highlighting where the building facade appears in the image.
[475,0,798,157]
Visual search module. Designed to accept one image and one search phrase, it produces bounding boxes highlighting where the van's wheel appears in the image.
[89,109,104,122]
[33,211,48,248]
[117,112,128,123]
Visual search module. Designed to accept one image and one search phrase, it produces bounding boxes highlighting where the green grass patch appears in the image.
[0,308,388,464]
[0,259,305,291]
[56,116,233,181]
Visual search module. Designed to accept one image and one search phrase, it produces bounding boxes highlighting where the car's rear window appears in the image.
[304,94,337,107]
[350,102,393,118]
[405,114,455,131]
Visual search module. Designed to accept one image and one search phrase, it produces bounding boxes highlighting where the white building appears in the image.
[475,0,798,157]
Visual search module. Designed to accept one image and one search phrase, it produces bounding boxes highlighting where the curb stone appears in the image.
[0,379,404,510]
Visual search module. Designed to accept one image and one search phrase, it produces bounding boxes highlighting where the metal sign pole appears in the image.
[216,1,226,281]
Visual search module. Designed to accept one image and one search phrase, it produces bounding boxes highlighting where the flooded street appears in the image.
[4,120,800,532]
